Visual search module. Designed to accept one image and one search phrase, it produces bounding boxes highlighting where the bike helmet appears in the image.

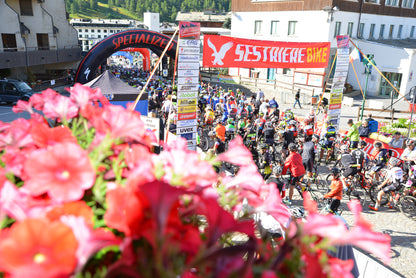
[374,142,383,148]
[359,140,367,147]
[273,165,282,175]
[331,167,341,175]
[312,134,320,141]
[288,143,297,152]
[284,108,291,113]
[389,157,400,167]
[227,118,233,124]
[340,144,349,152]
[289,207,305,218]
[407,139,415,146]
[259,143,268,150]
[289,120,297,126]
[208,131,216,137]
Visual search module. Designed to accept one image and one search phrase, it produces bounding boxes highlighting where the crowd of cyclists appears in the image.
[112,66,416,219]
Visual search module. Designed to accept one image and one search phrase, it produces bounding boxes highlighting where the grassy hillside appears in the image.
[68,2,140,20]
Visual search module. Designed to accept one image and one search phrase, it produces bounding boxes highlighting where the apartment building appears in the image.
[0,0,81,80]
[231,0,416,97]
[71,18,149,52]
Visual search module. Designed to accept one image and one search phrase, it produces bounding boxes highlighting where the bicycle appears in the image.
[319,198,343,216]
[308,162,329,191]
[369,185,416,220]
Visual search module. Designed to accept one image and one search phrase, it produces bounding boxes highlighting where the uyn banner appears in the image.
[203,35,330,68]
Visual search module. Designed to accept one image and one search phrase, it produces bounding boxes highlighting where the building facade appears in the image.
[230,0,416,97]
[0,0,81,79]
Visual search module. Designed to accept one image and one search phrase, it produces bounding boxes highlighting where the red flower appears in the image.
[31,123,78,148]
[13,99,34,114]
[0,218,78,278]
[24,142,96,202]
[104,184,149,237]
[43,94,79,122]
[46,201,94,228]
[216,136,254,166]
[29,88,59,111]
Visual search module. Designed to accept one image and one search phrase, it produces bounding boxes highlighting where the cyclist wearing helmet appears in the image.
[324,167,343,213]
[204,106,215,125]
[214,120,226,142]
[336,144,358,190]
[319,120,337,162]
[301,134,319,178]
[282,143,306,205]
[266,166,285,195]
[284,108,294,121]
[369,157,403,211]
[263,121,275,146]
[369,141,390,181]
[400,139,416,174]
[351,140,368,171]
[225,118,236,133]
[258,143,272,179]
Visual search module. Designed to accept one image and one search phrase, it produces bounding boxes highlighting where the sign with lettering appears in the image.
[178,98,198,106]
[178,91,198,99]
[177,125,198,135]
[178,112,197,120]
[179,22,201,39]
[178,105,197,114]
[203,35,330,68]
[177,119,198,128]
[178,69,199,77]
[178,76,199,85]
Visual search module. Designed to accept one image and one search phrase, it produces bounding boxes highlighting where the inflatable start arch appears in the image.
[75,29,177,84]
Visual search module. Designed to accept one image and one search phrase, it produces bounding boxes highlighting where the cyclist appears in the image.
[263,121,275,146]
[351,140,368,171]
[214,120,226,142]
[258,143,272,179]
[342,119,359,149]
[319,120,337,163]
[336,144,358,190]
[368,141,389,182]
[369,157,403,211]
[282,143,306,205]
[400,139,416,175]
[225,118,236,133]
[204,106,215,125]
[324,167,343,213]
[266,165,285,196]
[301,134,319,178]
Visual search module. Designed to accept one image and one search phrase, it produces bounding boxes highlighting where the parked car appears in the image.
[0,79,37,104]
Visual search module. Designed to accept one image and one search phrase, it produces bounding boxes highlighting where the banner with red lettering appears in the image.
[361,137,404,159]
[203,35,330,68]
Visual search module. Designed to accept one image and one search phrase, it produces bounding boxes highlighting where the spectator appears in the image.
[358,120,370,138]
[259,99,270,116]
[389,131,405,149]
[294,89,302,109]
[256,89,264,101]
[343,119,359,148]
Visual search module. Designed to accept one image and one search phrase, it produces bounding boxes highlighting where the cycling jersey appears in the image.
[374,149,389,166]
[351,148,366,168]
[226,124,236,132]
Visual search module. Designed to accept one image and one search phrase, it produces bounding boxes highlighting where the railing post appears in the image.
[357,106,361,121]
[391,108,395,124]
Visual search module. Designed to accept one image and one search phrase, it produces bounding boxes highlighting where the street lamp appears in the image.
[323,6,339,23]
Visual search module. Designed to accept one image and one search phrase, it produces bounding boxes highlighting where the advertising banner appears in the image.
[178,91,198,99]
[179,22,201,39]
[179,39,200,48]
[178,69,199,77]
[177,126,198,135]
[176,119,198,128]
[178,112,197,121]
[178,76,199,85]
[178,98,198,106]
[178,63,200,70]
[141,116,160,145]
[178,105,197,114]
[202,35,330,68]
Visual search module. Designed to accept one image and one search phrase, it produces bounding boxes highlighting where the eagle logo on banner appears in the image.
[207,38,233,66]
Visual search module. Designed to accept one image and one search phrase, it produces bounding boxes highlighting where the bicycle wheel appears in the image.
[308,189,325,209]
[347,184,367,208]
[399,195,416,220]
[368,184,389,206]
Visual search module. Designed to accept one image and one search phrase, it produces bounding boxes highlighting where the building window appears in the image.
[97,29,101,33]
[288,21,297,36]
[358,23,365,38]
[379,24,385,38]
[19,0,33,16]
[98,35,101,38]
[389,25,394,38]
[385,0,399,6]
[398,25,403,38]
[334,21,341,37]
[369,24,375,39]
[1,34,17,52]
[254,20,262,34]
[402,0,415,8]
[270,21,279,35]
[411,26,415,38]
[79,35,82,38]
[91,29,95,32]
[36,33,50,51]
[85,29,88,32]
[283,68,292,75]
[347,22,354,37]
[104,30,107,33]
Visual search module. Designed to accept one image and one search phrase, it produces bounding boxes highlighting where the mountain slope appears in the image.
[65,0,231,22]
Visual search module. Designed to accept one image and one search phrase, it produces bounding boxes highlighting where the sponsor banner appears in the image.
[178,55,200,62]
[179,22,201,39]
[179,39,201,48]
[178,63,200,70]
[202,35,330,68]
[178,98,197,106]
[178,91,198,99]
[178,112,197,121]
[337,48,350,55]
[336,35,350,48]
[360,137,403,159]
[178,76,199,85]
[329,103,342,110]
[179,47,200,55]
[141,116,160,145]
[177,125,198,135]
[178,105,197,114]
[178,84,199,91]
[186,140,197,151]
[327,108,341,115]
[334,70,348,79]
[180,132,196,140]
[329,93,343,104]
[178,69,199,77]
[177,119,198,128]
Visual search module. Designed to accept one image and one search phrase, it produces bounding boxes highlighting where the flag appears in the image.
[349,47,362,62]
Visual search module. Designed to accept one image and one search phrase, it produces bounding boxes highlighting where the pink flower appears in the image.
[43,94,79,122]
[30,122,78,148]
[216,136,254,166]
[69,83,103,110]
[328,258,354,278]
[0,118,34,149]
[262,270,278,278]
[30,88,59,111]
[60,215,121,271]
[13,99,34,114]
[24,142,95,202]
[225,164,264,193]
[255,184,291,226]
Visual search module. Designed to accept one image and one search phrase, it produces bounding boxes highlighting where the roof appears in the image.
[175,11,231,23]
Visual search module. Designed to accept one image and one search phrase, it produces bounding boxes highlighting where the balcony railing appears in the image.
[0,46,82,69]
